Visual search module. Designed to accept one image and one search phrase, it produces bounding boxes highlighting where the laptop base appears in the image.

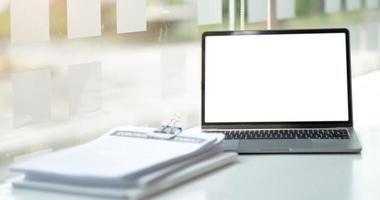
[213,128,362,153]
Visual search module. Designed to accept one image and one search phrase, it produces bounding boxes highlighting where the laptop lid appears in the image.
[202,29,353,129]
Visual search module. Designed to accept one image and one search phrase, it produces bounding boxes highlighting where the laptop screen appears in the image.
[204,31,350,124]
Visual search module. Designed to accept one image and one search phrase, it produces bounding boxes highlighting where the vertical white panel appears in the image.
[276,0,295,19]
[116,0,147,33]
[160,49,188,127]
[367,23,378,51]
[324,0,341,13]
[68,62,102,116]
[346,0,361,11]
[11,0,49,44]
[229,0,236,30]
[348,26,360,49]
[67,0,101,38]
[366,0,379,9]
[50,65,70,121]
[12,69,51,128]
[247,0,267,23]
[160,49,187,97]
[0,114,12,132]
[197,0,223,25]
[240,0,246,30]
[0,74,12,132]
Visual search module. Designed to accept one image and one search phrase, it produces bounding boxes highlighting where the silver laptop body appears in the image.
[201,29,362,153]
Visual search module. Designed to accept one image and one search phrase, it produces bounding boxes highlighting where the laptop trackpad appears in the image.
[239,139,313,152]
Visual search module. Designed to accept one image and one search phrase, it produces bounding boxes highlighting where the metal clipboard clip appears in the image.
[146,117,182,139]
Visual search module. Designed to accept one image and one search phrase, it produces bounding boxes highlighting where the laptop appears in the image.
[201,28,362,153]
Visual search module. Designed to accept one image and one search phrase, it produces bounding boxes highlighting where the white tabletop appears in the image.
[1,70,380,200]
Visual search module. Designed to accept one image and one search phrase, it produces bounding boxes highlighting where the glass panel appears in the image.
[0,73,12,132]
[160,48,187,97]
[276,0,380,76]
[159,48,187,127]
[1,0,379,183]
[1,0,240,181]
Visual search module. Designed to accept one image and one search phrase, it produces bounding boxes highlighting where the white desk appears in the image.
[0,70,380,200]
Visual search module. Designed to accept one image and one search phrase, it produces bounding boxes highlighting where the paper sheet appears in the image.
[12,153,236,199]
[11,0,49,44]
[12,69,51,128]
[346,0,361,11]
[324,0,341,14]
[68,61,102,116]
[67,0,101,38]
[276,0,295,20]
[197,0,223,25]
[247,0,267,23]
[116,0,147,33]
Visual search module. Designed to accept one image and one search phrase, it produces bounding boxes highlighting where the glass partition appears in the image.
[0,0,379,181]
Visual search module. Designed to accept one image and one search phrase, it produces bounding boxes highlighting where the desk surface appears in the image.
[1,70,380,200]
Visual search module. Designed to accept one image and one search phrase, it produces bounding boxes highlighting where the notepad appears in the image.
[12,152,237,199]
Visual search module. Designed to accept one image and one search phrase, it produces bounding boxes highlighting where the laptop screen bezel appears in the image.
[201,29,353,129]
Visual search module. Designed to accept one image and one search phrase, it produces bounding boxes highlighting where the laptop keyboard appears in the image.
[205,129,350,140]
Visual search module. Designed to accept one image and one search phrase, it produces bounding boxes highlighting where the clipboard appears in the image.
[146,118,183,139]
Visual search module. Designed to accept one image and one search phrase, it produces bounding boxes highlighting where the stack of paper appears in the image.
[10,126,237,199]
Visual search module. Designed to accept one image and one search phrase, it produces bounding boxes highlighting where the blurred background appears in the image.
[0,0,379,181]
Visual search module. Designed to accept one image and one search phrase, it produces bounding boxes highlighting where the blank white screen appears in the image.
[205,33,349,123]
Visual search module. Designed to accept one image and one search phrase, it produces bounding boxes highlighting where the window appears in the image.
[0,0,379,179]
